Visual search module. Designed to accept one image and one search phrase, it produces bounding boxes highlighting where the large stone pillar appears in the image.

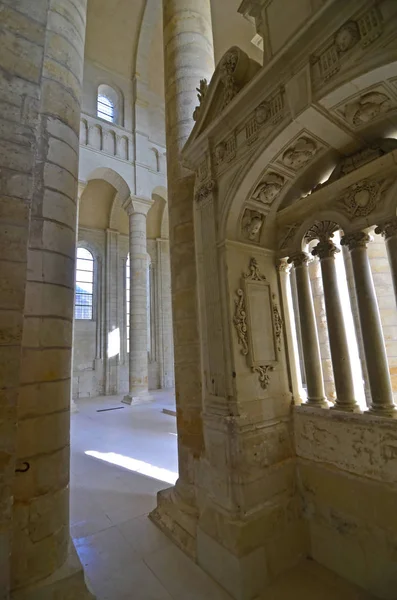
[122,197,153,405]
[9,0,93,597]
[312,240,360,412]
[150,0,215,556]
[288,253,327,407]
[375,218,397,304]
[341,232,396,417]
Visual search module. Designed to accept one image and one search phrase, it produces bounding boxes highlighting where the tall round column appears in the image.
[122,197,153,405]
[288,253,327,407]
[278,260,304,404]
[312,240,360,412]
[375,218,397,303]
[150,0,214,551]
[341,232,396,417]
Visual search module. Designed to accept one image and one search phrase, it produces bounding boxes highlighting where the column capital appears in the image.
[123,195,154,217]
[340,231,371,251]
[277,258,291,273]
[311,240,340,260]
[288,252,310,267]
[375,218,397,240]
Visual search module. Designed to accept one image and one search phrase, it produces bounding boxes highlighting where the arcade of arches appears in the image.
[2,1,397,599]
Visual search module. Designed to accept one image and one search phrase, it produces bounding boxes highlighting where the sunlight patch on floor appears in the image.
[85,450,178,484]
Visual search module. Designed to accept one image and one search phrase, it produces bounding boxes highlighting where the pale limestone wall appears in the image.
[72,228,174,398]
[295,407,397,599]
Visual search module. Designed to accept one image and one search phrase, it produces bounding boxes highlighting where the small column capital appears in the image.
[375,218,397,240]
[277,258,291,273]
[311,240,340,260]
[123,195,154,217]
[340,231,371,251]
[288,252,310,267]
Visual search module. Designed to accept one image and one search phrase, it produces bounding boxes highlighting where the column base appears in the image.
[121,390,154,406]
[330,402,361,413]
[11,543,94,600]
[149,485,198,559]
[365,405,397,418]
[306,397,328,409]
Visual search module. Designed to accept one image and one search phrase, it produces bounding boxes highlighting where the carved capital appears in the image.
[195,179,216,202]
[288,252,310,267]
[375,218,397,241]
[277,259,291,273]
[340,231,370,250]
[123,195,153,217]
[311,240,340,260]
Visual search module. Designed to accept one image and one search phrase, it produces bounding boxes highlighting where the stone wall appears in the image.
[295,406,397,599]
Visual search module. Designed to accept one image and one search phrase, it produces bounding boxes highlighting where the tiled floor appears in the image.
[70,393,375,600]
[70,392,232,600]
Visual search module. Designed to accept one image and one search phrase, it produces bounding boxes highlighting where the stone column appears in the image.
[278,260,304,404]
[375,218,397,303]
[150,0,214,556]
[288,253,327,407]
[341,232,396,417]
[312,240,360,412]
[11,0,93,597]
[122,197,153,405]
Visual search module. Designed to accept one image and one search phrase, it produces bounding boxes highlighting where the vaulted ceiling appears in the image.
[84,0,262,87]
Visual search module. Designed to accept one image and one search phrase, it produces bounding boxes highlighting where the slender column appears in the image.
[288,253,327,407]
[312,240,360,412]
[341,232,396,417]
[278,260,305,404]
[122,197,153,405]
[375,218,397,303]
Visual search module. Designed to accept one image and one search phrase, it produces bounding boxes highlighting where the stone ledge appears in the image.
[11,543,95,600]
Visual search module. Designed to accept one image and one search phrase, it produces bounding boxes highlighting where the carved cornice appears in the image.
[340,231,370,250]
[375,218,397,240]
[233,289,248,356]
[288,252,310,267]
[244,257,267,281]
[252,364,274,389]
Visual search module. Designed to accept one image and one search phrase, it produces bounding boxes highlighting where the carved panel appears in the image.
[251,172,286,207]
[241,209,265,243]
[277,135,320,172]
[278,223,301,251]
[339,180,380,217]
[233,258,281,390]
[335,87,395,128]
[213,133,237,167]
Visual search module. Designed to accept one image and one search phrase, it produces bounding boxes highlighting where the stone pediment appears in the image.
[189,46,261,143]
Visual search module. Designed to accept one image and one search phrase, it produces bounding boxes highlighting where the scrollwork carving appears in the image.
[195,179,216,202]
[252,364,274,389]
[233,288,248,356]
[244,257,267,282]
[272,296,283,352]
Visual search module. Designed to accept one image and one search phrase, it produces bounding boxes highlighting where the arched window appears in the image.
[97,94,114,123]
[75,247,94,320]
[126,254,130,353]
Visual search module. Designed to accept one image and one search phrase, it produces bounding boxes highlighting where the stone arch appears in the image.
[222,56,397,245]
[86,167,131,230]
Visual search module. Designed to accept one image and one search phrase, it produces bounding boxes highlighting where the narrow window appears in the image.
[75,248,94,320]
[97,94,114,123]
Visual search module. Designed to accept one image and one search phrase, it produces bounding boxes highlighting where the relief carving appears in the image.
[305,220,339,243]
[282,137,318,170]
[213,134,237,166]
[343,91,393,126]
[195,179,216,202]
[272,295,283,353]
[233,289,248,356]
[341,180,380,217]
[193,78,209,122]
[334,21,360,52]
[220,49,239,108]
[252,172,285,206]
[241,209,265,242]
[279,223,300,250]
[244,257,267,282]
[252,364,274,389]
